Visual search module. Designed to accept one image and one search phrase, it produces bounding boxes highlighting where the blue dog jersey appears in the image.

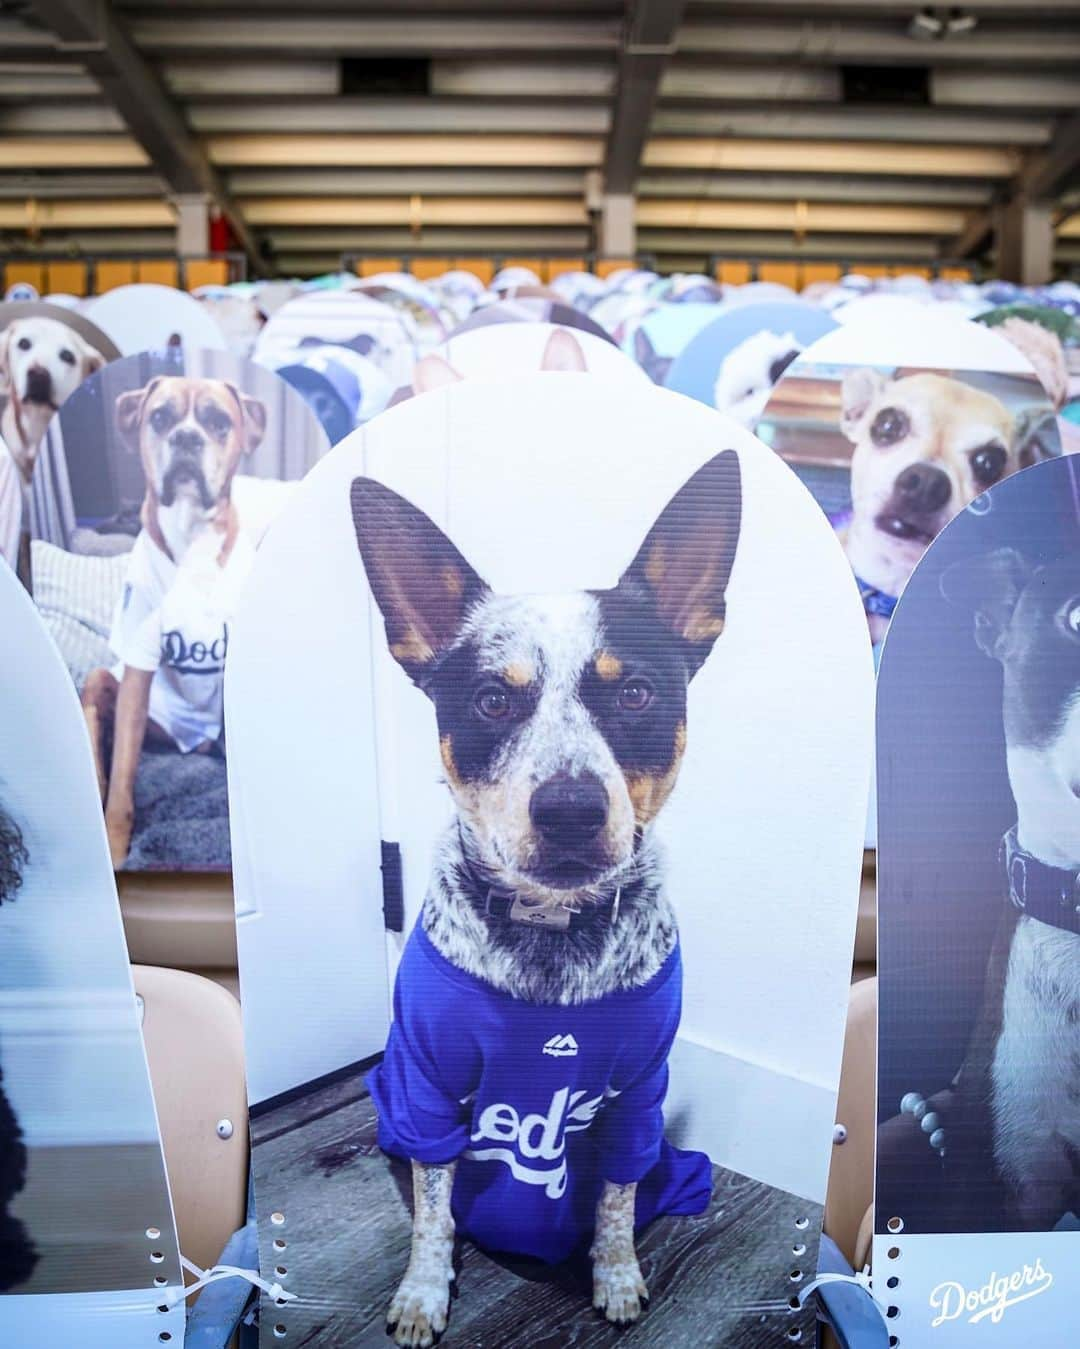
[367,924,712,1263]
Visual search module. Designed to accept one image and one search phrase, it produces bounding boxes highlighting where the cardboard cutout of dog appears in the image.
[81,375,267,865]
[838,369,1039,642]
[875,456,1080,1341]
[664,301,839,430]
[0,318,106,484]
[227,376,873,1349]
[27,349,330,872]
[758,318,1062,647]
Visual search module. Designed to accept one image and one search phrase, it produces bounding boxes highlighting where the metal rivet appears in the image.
[833,1123,848,1145]
[216,1119,234,1140]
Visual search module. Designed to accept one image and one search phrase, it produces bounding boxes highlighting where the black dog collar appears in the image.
[456,845,622,931]
[1002,826,1080,936]
[482,884,621,932]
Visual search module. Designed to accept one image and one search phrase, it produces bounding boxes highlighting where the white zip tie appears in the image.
[163,1254,300,1309]
[797,1265,888,1321]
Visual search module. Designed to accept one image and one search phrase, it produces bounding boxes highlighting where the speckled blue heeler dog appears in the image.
[0,805,38,1291]
[350,451,742,1347]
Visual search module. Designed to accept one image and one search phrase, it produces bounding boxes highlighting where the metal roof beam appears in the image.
[26,0,264,273]
[952,108,1080,256]
[604,0,687,194]
[0,171,165,199]
[1020,108,1080,199]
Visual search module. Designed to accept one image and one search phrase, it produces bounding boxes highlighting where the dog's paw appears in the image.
[593,1258,649,1325]
[386,1271,453,1348]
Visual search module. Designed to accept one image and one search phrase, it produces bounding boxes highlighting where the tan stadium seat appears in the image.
[133,965,248,1282]
[824,975,877,1268]
[120,873,238,996]
[853,850,877,978]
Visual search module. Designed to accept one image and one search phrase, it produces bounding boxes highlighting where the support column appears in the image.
[995,197,1054,286]
[599,193,636,259]
[174,193,210,257]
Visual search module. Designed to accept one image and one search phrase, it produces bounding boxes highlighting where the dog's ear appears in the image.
[350,476,488,682]
[614,450,742,675]
[70,330,105,381]
[115,377,164,451]
[225,383,267,453]
[840,367,889,442]
[540,328,587,373]
[412,354,463,395]
[768,335,801,385]
[940,547,1030,659]
[1012,405,1058,468]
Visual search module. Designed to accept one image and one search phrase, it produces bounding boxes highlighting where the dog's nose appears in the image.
[895,462,951,514]
[530,774,609,845]
[170,427,205,456]
[25,365,51,395]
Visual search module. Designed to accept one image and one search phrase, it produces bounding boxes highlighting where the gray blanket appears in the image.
[122,749,231,871]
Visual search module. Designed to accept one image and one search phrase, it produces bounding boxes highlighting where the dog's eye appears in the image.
[870,407,910,447]
[617,678,654,713]
[475,686,513,720]
[203,410,231,437]
[149,406,173,433]
[59,348,76,366]
[16,337,31,351]
[970,443,1007,487]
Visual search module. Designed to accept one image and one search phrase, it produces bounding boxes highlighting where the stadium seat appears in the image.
[825,975,877,1267]
[133,965,248,1281]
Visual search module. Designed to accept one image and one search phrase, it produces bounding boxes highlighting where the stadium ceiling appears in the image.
[1,0,1078,275]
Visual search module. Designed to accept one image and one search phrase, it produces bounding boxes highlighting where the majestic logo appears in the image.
[543,1033,579,1058]
[930,1258,1053,1327]
[465,1085,617,1199]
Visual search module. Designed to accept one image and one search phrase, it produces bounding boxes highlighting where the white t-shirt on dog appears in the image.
[109,530,255,752]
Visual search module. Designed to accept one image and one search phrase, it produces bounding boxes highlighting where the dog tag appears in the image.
[509,895,572,929]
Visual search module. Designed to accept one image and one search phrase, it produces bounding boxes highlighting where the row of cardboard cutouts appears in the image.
[2,297,1064,871]
[1,379,1074,1346]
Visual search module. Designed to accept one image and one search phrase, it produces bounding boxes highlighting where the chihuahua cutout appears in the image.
[838,370,1035,642]
[352,451,741,1346]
